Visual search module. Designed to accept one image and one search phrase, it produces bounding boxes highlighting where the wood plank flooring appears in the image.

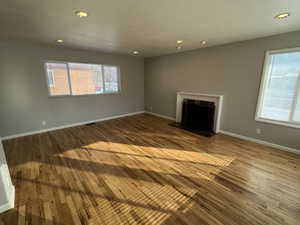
[1,113,300,225]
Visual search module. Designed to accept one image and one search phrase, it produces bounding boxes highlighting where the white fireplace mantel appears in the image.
[176,92,223,133]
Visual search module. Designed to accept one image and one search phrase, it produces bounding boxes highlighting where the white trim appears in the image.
[255,50,272,120]
[144,111,300,155]
[0,139,15,213]
[0,183,15,214]
[145,111,175,121]
[47,70,55,87]
[256,117,300,129]
[220,130,300,155]
[176,92,223,98]
[290,71,300,123]
[1,111,145,140]
[266,47,300,55]
[8,185,15,209]
[255,47,300,129]
[0,201,13,214]
[0,185,15,213]
[66,62,73,95]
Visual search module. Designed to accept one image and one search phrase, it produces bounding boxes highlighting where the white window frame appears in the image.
[47,70,55,87]
[44,61,121,97]
[255,47,300,129]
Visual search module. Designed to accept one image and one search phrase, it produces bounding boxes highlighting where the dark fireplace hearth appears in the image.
[170,99,216,137]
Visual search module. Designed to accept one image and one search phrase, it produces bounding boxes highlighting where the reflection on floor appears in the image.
[0,113,300,225]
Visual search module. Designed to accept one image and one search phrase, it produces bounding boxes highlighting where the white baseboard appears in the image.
[9,185,15,209]
[0,185,15,213]
[145,111,175,121]
[0,202,12,214]
[2,110,299,155]
[144,111,300,155]
[220,130,300,155]
[1,111,145,140]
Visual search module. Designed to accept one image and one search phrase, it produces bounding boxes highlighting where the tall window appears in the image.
[44,62,120,96]
[256,48,300,128]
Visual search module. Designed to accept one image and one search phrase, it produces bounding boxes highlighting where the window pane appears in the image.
[261,52,300,121]
[68,63,103,95]
[104,66,119,93]
[45,63,70,96]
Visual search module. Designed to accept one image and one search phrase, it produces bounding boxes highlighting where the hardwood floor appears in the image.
[1,113,300,225]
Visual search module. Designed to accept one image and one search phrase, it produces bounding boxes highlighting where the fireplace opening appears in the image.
[171,99,216,137]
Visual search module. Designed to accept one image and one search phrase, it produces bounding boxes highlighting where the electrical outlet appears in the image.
[149,106,153,112]
[42,120,47,126]
[256,128,261,134]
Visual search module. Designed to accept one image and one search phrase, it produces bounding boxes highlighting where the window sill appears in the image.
[255,117,300,129]
[48,92,121,98]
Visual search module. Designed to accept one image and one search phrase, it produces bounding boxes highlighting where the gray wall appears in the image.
[145,31,300,150]
[0,40,144,137]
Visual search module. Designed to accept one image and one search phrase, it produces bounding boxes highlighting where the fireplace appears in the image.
[172,92,223,137]
[181,99,215,136]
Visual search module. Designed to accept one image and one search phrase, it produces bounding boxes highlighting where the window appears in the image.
[256,48,300,128]
[45,62,120,96]
[45,63,70,96]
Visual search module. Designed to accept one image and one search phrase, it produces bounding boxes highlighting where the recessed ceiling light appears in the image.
[201,40,207,45]
[176,46,182,50]
[177,40,183,44]
[56,39,64,43]
[275,12,290,19]
[75,10,89,18]
[133,51,139,55]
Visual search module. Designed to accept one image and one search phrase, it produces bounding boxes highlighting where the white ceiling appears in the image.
[1,0,300,57]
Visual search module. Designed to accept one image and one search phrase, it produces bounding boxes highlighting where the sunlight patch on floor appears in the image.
[84,141,236,167]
